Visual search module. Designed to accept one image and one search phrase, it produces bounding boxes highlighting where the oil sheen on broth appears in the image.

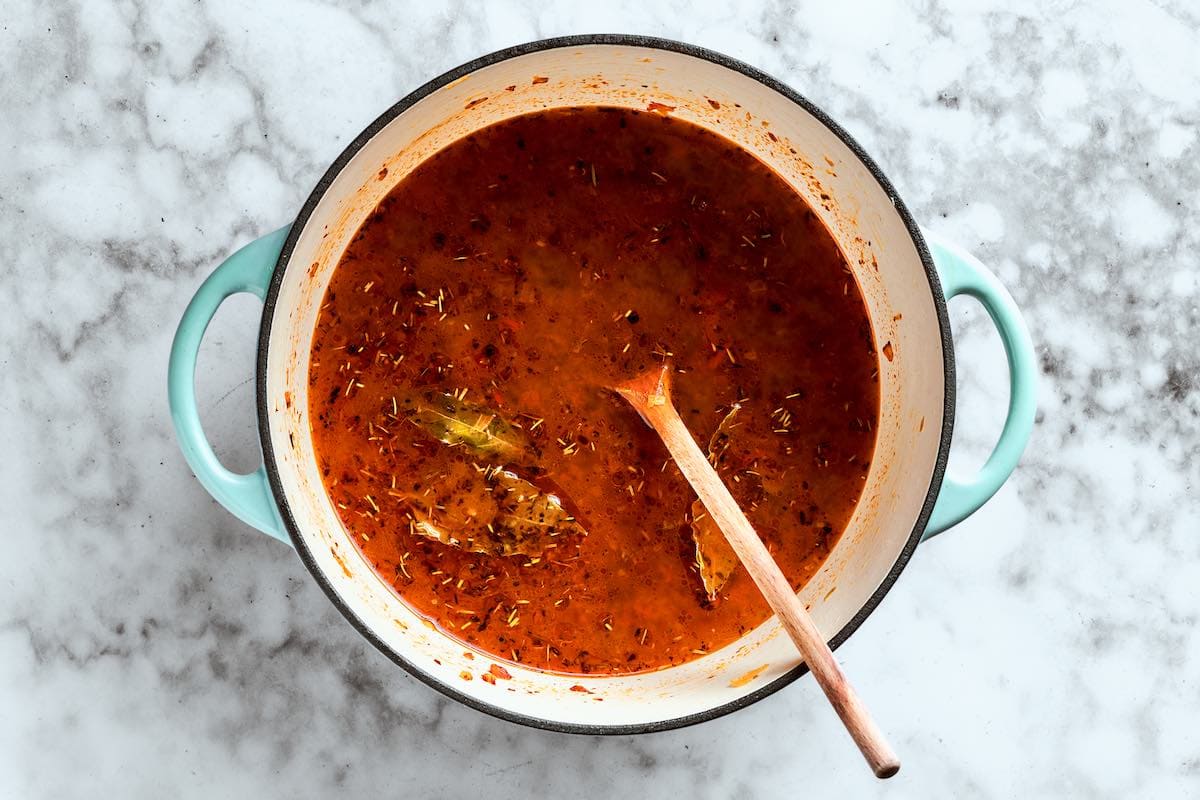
[309,107,879,676]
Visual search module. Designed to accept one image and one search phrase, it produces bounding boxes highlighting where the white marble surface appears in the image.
[2,1,1198,797]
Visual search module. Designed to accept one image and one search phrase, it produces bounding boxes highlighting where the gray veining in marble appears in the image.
[2,1,1198,797]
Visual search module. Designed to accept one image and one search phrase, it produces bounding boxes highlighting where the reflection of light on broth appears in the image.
[307,107,881,677]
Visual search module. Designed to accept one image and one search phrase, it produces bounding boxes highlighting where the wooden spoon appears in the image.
[615,364,900,779]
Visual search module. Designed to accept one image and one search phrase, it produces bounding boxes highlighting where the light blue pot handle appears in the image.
[921,228,1037,540]
[168,226,292,545]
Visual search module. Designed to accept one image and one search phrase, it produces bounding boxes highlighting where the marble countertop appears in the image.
[3,1,1197,797]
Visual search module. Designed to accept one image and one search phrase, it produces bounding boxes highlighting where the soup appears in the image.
[308,106,879,675]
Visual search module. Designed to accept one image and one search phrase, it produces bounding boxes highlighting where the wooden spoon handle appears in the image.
[642,400,900,779]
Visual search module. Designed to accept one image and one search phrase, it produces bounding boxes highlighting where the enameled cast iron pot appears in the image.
[168,35,1036,734]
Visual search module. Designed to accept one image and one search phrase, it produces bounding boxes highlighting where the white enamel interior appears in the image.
[262,43,946,728]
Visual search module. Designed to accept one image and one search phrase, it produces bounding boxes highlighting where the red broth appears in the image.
[309,107,879,675]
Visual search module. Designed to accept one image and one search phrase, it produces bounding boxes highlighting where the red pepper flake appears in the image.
[531,75,549,85]
[463,651,474,660]
[376,166,388,181]
[569,684,592,693]
[504,84,517,92]
[646,101,675,115]
[459,670,473,681]
[707,98,721,110]
[465,96,489,109]
[481,672,496,685]
[283,391,292,408]
[488,663,512,680]
[882,341,895,362]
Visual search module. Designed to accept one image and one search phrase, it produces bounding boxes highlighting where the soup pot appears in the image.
[168,35,1035,733]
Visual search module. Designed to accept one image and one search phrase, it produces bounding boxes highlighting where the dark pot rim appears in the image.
[256,33,954,736]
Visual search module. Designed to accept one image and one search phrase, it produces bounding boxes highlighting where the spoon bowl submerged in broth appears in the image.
[308,106,879,675]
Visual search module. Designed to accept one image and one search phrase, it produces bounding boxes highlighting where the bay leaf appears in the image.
[399,390,533,460]
[690,502,741,600]
[691,405,764,599]
[402,459,585,558]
